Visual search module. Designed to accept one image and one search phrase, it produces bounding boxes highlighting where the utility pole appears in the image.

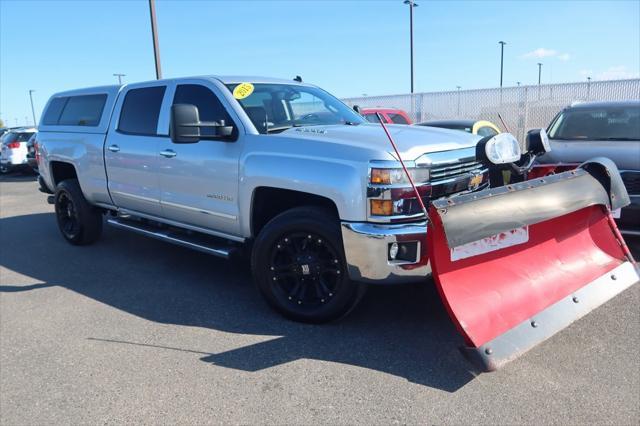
[587,76,592,99]
[28,90,36,126]
[498,41,506,87]
[403,0,418,93]
[456,86,461,116]
[517,81,521,86]
[537,63,542,85]
[149,0,162,79]
[113,73,126,85]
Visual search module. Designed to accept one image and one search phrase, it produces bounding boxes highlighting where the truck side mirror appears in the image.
[170,104,200,143]
[170,103,235,144]
[353,105,362,114]
[525,128,551,156]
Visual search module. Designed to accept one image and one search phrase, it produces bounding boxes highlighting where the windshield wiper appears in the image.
[598,137,637,141]
[265,124,303,134]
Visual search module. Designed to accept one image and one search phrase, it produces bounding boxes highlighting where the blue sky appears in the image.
[1,0,639,127]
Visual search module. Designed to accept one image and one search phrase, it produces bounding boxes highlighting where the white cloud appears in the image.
[521,47,571,62]
[522,48,558,59]
[597,66,639,80]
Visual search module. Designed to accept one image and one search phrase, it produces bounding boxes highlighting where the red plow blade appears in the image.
[427,164,638,371]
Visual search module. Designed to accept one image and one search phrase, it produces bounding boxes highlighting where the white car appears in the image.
[0,128,37,174]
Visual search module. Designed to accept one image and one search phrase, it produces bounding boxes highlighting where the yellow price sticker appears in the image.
[233,83,255,100]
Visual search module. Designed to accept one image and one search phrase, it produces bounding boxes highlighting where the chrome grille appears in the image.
[430,160,485,181]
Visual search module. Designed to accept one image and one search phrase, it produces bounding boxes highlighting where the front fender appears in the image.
[240,152,366,236]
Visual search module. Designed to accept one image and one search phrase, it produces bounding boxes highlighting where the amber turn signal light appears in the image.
[371,199,393,216]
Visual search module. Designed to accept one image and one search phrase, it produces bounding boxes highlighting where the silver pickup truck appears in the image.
[37,76,493,323]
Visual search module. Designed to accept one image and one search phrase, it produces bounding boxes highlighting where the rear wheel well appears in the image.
[50,162,77,186]
[251,187,339,237]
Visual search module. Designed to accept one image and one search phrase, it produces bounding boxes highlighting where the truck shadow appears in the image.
[0,173,38,183]
[0,212,477,392]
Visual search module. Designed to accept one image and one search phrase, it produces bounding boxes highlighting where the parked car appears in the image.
[26,132,39,173]
[418,119,501,137]
[0,128,37,174]
[361,108,412,125]
[534,100,639,235]
[35,77,638,372]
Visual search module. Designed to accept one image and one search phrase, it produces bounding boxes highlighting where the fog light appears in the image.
[388,241,419,262]
[389,242,399,260]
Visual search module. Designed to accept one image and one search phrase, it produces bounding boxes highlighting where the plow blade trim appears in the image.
[431,168,610,248]
[463,261,639,371]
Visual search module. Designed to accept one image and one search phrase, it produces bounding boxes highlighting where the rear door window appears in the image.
[58,94,107,126]
[3,132,34,144]
[364,113,381,123]
[118,86,166,136]
[388,113,409,125]
[477,126,498,137]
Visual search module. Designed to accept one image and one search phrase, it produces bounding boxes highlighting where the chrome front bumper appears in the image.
[341,221,430,284]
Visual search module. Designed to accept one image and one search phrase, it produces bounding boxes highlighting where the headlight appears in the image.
[370,167,430,185]
[481,133,521,165]
[526,128,551,155]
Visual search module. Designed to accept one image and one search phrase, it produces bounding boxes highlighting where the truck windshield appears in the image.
[548,105,640,141]
[226,83,365,134]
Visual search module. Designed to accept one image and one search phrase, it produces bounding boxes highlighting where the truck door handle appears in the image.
[108,144,120,152]
[160,149,177,158]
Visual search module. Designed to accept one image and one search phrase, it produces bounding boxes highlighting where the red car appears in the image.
[360,108,412,125]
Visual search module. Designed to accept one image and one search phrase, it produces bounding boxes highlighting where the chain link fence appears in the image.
[343,79,640,140]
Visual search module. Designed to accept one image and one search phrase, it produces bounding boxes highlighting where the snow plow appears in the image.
[379,117,639,371]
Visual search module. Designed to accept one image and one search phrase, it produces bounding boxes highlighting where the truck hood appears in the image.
[276,123,481,160]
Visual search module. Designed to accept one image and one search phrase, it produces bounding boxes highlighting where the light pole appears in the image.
[498,41,506,87]
[456,86,461,116]
[537,63,542,85]
[149,0,162,79]
[113,73,126,85]
[517,81,521,86]
[28,90,36,126]
[404,0,418,93]
[587,76,592,99]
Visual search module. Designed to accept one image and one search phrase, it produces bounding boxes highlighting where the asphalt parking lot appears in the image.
[1,174,639,425]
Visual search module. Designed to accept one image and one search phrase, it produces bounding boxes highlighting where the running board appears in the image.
[106,218,234,259]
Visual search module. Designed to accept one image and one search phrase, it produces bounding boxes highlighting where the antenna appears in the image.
[497,112,511,133]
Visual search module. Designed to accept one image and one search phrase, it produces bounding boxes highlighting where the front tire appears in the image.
[54,179,103,245]
[251,207,363,323]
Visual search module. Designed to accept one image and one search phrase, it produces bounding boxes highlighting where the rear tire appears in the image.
[54,179,103,245]
[251,207,363,323]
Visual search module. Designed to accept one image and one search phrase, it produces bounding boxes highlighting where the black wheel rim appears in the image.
[269,232,343,308]
[56,192,80,239]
